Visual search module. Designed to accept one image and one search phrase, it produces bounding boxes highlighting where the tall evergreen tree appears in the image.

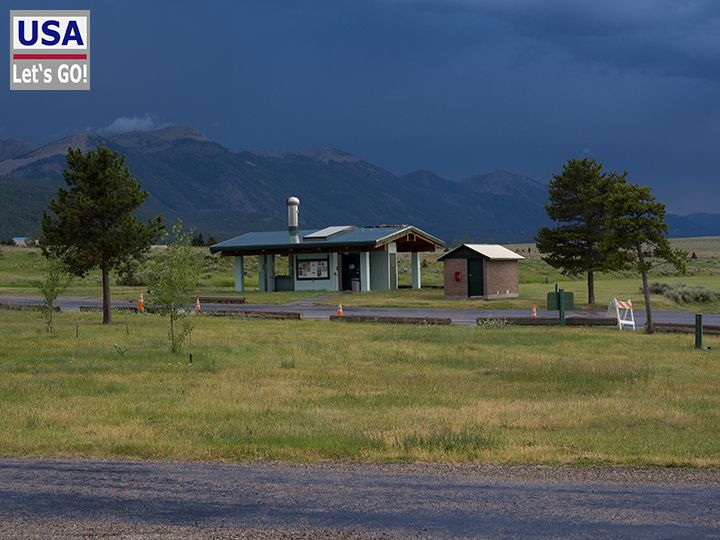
[42,147,163,324]
[603,180,686,334]
[535,158,620,305]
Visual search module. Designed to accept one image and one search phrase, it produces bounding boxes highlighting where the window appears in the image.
[296,256,330,280]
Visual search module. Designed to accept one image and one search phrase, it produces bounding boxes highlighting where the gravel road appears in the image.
[1,458,719,538]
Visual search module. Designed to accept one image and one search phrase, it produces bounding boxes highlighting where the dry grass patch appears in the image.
[0,309,718,466]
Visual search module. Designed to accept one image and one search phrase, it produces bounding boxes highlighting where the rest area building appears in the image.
[438,243,524,299]
[210,197,444,292]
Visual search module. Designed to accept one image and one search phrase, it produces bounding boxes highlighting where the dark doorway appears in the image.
[468,258,484,297]
[341,253,361,291]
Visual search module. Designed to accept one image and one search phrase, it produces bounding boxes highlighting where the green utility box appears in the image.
[547,291,574,310]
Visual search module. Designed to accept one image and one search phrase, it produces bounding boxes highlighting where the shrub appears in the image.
[647,282,719,304]
[116,257,147,286]
[37,252,73,331]
[148,223,203,352]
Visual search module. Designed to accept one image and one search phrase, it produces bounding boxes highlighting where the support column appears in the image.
[411,252,422,289]
[359,251,371,292]
[257,255,266,292]
[234,256,245,292]
[388,243,398,290]
[265,254,275,292]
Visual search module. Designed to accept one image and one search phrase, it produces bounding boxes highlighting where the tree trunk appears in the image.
[587,271,595,306]
[46,299,53,332]
[638,247,653,334]
[170,313,176,353]
[101,266,112,325]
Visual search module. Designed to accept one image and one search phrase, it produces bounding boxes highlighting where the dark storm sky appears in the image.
[2,0,719,214]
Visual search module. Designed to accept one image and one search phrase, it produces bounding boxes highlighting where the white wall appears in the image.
[370,252,390,290]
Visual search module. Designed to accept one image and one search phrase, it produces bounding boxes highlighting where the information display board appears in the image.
[297,257,329,280]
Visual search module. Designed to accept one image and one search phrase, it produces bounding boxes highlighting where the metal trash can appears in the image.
[351,278,361,292]
[274,275,294,291]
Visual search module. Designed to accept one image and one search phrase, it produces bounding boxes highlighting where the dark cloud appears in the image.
[383,0,720,81]
[1,0,718,213]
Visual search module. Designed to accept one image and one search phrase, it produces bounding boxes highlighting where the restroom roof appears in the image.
[437,244,524,261]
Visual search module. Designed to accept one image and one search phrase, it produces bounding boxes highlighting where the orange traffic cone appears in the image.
[195,296,202,314]
[531,304,537,319]
[137,291,145,312]
[337,304,344,316]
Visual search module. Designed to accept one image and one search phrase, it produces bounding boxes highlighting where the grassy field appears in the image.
[320,275,720,312]
[0,246,315,305]
[2,236,720,312]
[0,309,719,466]
[325,236,720,312]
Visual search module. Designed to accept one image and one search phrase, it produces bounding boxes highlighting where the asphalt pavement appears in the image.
[1,458,719,538]
[1,294,718,327]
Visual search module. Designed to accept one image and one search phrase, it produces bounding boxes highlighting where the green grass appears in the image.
[0,246,315,304]
[2,236,720,313]
[323,237,720,312]
[319,274,720,312]
[507,236,720,283]
[1,309,719,466]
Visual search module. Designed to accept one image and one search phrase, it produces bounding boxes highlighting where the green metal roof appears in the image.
[210,225,444,254]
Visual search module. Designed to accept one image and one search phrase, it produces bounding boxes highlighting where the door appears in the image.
[341,253,361,291]
[468,258,484,297]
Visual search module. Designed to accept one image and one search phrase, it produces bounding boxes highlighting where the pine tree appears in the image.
[42,147,164,324]
[603,180,687,334]
[535,159,621,305]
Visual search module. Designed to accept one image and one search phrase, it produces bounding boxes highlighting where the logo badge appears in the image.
[10,10,90,90]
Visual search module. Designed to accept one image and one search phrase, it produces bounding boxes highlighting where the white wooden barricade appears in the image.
[607,298,635,330]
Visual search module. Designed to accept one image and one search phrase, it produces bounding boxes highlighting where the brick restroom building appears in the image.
[438,244,524,299]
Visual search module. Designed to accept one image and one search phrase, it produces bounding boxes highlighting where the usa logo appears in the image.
[10,10,90,90]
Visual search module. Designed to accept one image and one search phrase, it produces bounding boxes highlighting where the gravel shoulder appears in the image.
[1,458,719,538]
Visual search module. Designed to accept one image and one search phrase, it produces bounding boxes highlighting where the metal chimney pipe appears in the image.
[287,196,300,235]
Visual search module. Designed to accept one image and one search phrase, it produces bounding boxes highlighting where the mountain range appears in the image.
[1,126,718,243]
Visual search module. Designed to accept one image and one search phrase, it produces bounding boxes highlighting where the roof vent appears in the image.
[287,196,300,235]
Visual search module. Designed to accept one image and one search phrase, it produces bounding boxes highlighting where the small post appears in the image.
[188,318,193,365]
[558,288,566,326]
[695,313,703,350]
[125,312,129,336]
[75,323,79,338]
